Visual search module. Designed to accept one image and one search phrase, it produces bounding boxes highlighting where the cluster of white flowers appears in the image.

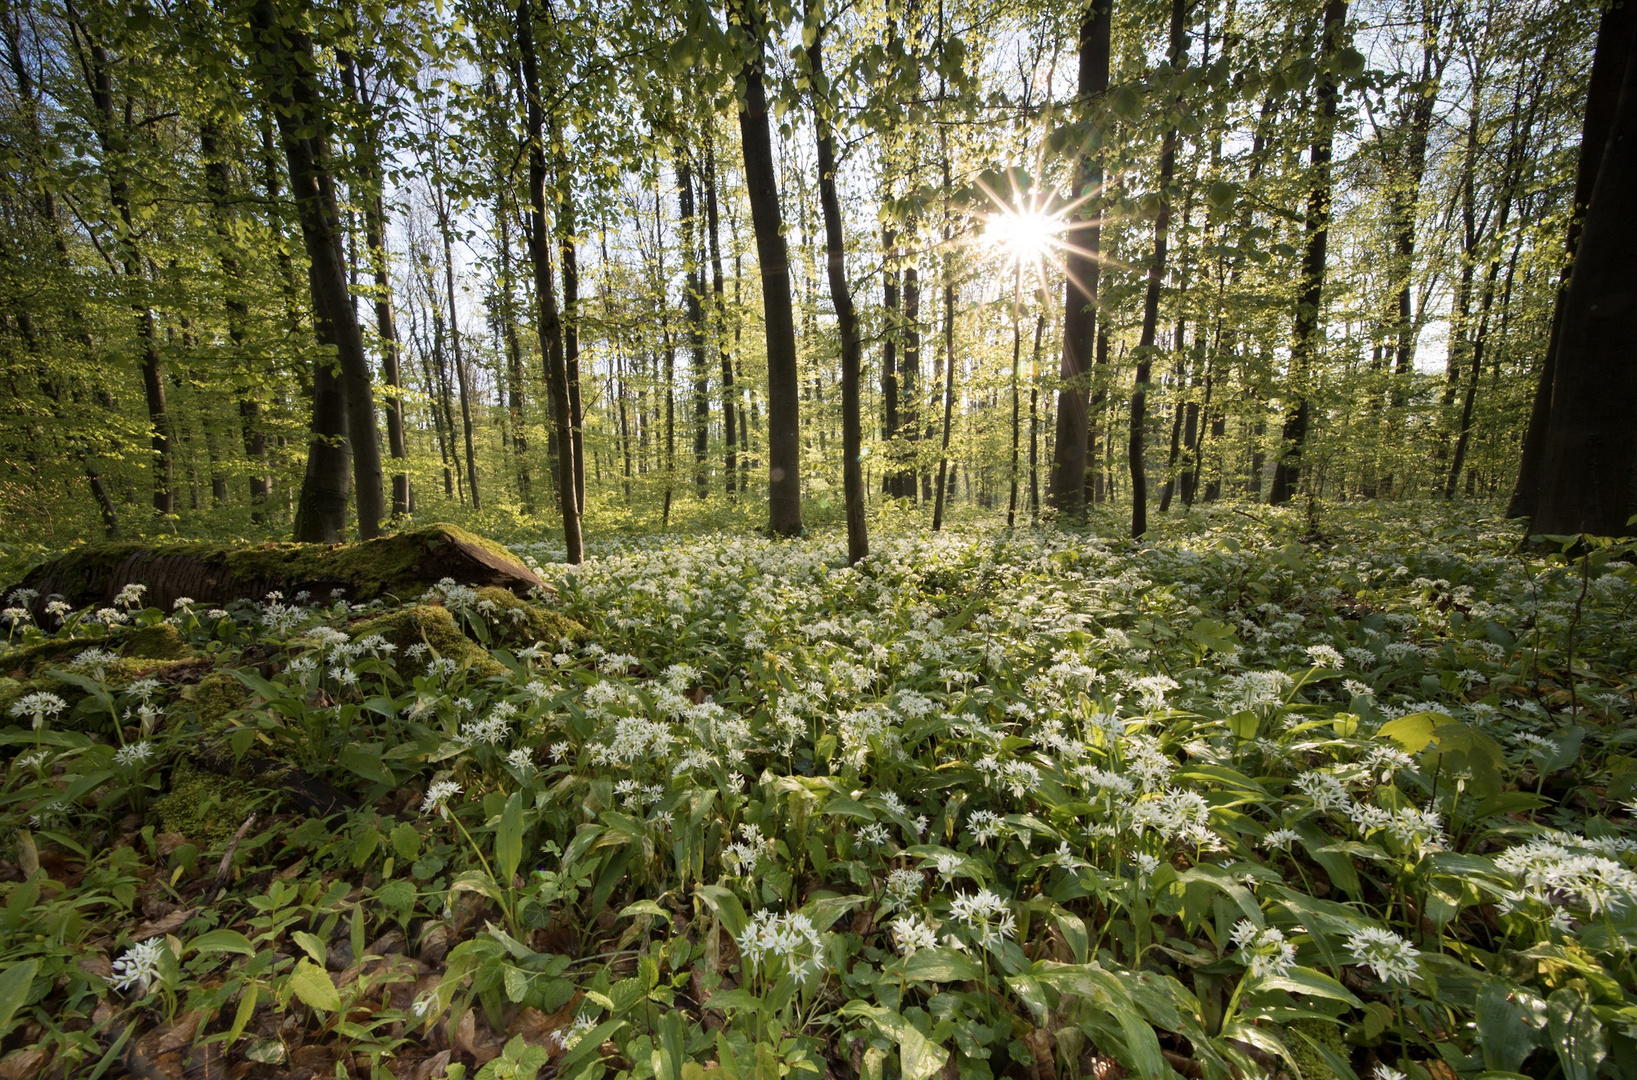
[8,691,66,730]
[891,914,938,956]
[735,909,825,984]
[882,868,923,911]
[1494,834,1637,916]
[114,741,155,768]
[721,823,773,875]
[1344,926,1419,985]
[550,1012,599,1050]
[110,939,165,992]
[420,779,463,818]
[948,888,1016,948]
[1230,919,1297,977]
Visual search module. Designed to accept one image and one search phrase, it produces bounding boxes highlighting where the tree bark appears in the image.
[250,0,383,541]
[809,27,868,562]
[735,0,803,536]
[704,137,737,497]
[1267,0,1347,506]
[517,0,583,562]
[553,129,587,511]
[1530,30,1637,538]
[1130,0,1186,538]
[1509,0,1636,520]
[1048,0,1111,518]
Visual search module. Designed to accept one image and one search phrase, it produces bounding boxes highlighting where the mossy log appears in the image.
[10,523,550,615]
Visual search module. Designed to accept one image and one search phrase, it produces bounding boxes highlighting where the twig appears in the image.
[202,813,258,905]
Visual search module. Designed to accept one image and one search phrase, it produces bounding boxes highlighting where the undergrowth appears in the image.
[0,502,1633,1080]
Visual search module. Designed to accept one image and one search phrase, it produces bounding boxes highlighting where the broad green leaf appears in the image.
[899,947,983,983]
[1378,712,1441,754]
[0,960,38,1037]
[496,790,524,883]
[189,929,255,956]
[1476,977,1546,1072]
[287,959,340,1013]
[618,899,672,924]
[1547,986,1607,1080]
[1250,966,1361,1007]
[290,930,326,966]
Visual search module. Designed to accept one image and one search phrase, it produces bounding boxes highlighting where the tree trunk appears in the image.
[517,0,582,562]
[1267,0,1347,506]
[678,151,710,500]
[1530,31,1637,538]
[250,0,383,541]
[1048,0,1111,518]
[705,137,737,497]
[1131,0,1186,538]
[554,130,587,512]
[809,27,868,562]
[1509,0,1635,520]
[497,191,532,513]
[735,2,803,536]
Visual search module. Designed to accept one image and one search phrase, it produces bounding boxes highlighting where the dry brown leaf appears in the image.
[455,1008,505,1066]
[132,907,197,941]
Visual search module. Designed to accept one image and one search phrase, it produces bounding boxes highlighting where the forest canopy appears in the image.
[2,0,1632,561]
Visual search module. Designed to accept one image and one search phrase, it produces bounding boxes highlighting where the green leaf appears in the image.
[1378,712,1441,754]
[1476,977,1546,1073]
[189,929,255,957]
[618,899,672,924]
[496,790,524,884]
[338,744,393,785]
[287,958,341,1013]
[290,930,327,966]
[898,947,983,983]
[1547,986,1607,1080]
[1250,966,1361,1006]
[0,960,38,1037]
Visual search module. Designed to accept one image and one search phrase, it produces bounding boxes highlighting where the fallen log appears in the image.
[8,523,550,615]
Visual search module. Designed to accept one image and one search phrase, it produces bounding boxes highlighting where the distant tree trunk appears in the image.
[1387,11,1444,407]
[554,130,586,512]
[250,0,384,541]
[809,26,868,562]
[735,0,803,536]
[1267,0,1347,506]
[704,137,737,497]
[1048,0,1111,518]
[517,0,582,562]
[434,191,481,512]
[1530,32,1637,538]
[678,152,710,499]
[881,221,901,494]
[497,191,532,513]
[1008,266,1023,528]
[1130,0,1186,538]
[1029,313,1044,517]
[70,5,173,517]
[931,134,958,533]
[1509,0,1635,520]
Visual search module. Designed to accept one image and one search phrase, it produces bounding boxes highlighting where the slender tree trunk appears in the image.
[554,129,587,511]
[704,137,737,497]
[1509,0,1635,519]
[1131,0,1187,537]
[809,27,868,562]
[1048,0,1111,517]
[250,0,384,541]
[881,221,901,494]
[735,1,803,536]
[517,0,582,561]
[1007,265,1022,528]
[1267,0,1347,506]
[678,151,710,499]
[1029,313,1043,518]
[497,191,532,512]
[434,193,482,511]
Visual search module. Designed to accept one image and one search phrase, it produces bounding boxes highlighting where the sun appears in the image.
[985,209,1060,264]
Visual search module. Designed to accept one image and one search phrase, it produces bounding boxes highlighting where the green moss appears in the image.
[471,586,586,646]
[180,672,252,736]
[347,604,507,677]
[1286,1017,1348,1080]
[119,623,188,660]
[0,636,93,676]
[152,759,261,845]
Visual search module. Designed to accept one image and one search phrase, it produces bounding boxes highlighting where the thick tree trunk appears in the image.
[1509,0,1635,520]
[735,3,803,537]
[1531,35,1637,538]
[250,0,383,541]
[1048,0,1111,518]
[809,29,868,563]
[517,0,582,562]
[1267,0,1347,506]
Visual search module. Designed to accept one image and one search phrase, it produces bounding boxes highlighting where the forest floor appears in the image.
[0,502,1633,1080]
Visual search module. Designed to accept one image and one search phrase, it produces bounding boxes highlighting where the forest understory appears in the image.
[0,502,1633,1080]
